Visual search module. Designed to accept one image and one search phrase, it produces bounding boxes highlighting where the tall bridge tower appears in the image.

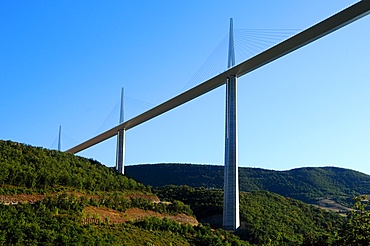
[116,87,125,174]
[58,125,62,151]
[223,18,240,230]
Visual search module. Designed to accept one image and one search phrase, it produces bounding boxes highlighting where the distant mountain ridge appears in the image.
[126,163,370,205]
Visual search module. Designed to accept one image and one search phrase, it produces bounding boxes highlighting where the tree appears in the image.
[337,195,370,245]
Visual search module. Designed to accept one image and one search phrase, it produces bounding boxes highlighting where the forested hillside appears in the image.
[0,140,148,193]
[0,194,246,245]
[1,140,368,245]
[0,140,247,245]
[156,186,345,245]
[126,163,370,205]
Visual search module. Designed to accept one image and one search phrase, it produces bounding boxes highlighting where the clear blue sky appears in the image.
[1,1,370,174]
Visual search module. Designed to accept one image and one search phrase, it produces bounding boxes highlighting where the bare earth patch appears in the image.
[1,193,197,226]
[312,198,352,215]
[83,206,198,226]
[124,193,160,203]
[0,194,45,205]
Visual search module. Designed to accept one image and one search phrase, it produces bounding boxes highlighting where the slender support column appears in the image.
[223,18,240,230]
[116,129,125,174]
[116,88,125,174]
[58,126,62,151]
[223,75,240,230]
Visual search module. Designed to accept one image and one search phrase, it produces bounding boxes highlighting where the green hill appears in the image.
[0,140,149,193]
[155,185,345,245]
[0,140,364,245]
[126,163,370,205]
[0,140,246,245]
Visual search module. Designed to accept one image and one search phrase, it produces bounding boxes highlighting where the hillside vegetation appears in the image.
[126,163,370,205]
[156,185,345,245]
[0,140,368,245]
[0,140,247,245]
[0,140,148,194]
[0,194,245,245]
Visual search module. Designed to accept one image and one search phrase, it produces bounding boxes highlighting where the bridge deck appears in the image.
[67,1,370,154]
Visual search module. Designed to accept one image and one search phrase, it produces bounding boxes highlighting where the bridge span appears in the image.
[66,1,370,231]
[67,1,370,155]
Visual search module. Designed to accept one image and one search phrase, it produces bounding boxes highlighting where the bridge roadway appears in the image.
[67,0,370,154]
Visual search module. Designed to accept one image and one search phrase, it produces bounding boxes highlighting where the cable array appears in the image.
[49,131,79,151]
[179,28,299,94]
[94,96,154,135]
[54,29,300,150]
[125,96,155,119]
[180,35,228,92]
[234,29,300,64]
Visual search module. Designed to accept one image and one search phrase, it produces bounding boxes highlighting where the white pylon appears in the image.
[116,88,125,174]
[58,126,62,151]
[223,18,240,231]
